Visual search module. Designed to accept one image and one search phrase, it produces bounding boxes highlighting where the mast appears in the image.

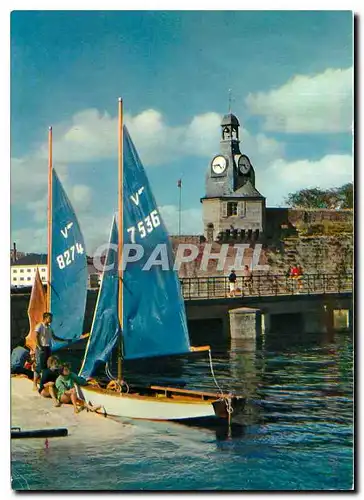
[47,126,53,311]
[117,98,124,381]
[178,178,182,236]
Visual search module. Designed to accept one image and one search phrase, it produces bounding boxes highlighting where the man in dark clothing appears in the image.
[228,269,237,297]
[38,355,61,407]
[11,342,33,379]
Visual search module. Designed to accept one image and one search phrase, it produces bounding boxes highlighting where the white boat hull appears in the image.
[79,386,220,421]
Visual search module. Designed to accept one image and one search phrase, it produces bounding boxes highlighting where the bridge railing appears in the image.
[180,273,353,300]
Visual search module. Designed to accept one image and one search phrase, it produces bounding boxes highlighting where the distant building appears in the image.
[11,253,101,289]
[11,254,48,287]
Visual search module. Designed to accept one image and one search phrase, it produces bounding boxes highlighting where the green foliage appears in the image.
[285,183,353,209]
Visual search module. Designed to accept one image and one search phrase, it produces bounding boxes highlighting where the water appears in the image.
[11,329,353,491]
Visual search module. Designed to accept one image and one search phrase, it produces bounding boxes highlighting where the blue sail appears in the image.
[122,126,191,359]
[79,217,120,378]
[50,170,88,351]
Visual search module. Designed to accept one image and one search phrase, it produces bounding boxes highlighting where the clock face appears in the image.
[211,155,227,175]
[238,155,251,175]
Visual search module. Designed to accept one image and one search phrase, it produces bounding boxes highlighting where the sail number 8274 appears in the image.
[127,209,160,243]
[56,243,84,270]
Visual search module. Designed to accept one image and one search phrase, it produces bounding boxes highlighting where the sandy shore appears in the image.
[11,377,132,447]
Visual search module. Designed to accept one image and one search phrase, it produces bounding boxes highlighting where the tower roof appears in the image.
[221,113,240,127]
[234,180,264,199]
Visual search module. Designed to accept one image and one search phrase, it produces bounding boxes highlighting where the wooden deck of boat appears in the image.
[150,385,223,399]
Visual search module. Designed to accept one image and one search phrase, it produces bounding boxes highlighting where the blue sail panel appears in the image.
[50,170,88,350]
[79,217,120,378]
[122,127,191,360]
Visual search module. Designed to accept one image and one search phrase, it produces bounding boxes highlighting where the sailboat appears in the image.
[78,99,245,422]
[25,127,88,351]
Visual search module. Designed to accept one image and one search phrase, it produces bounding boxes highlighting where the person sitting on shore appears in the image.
[38,355,61,407]
[11,341,34,380]
[24,350,35,372]
[55,363,99,414]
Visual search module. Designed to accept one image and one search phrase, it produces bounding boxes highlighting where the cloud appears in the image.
[12,212,114,256]
[11,227,48,254]
[38,109,117,164]
[26,196,47,224]
[71,184,92,211]
[11,155,69,206]
[159,205,203,235]
[246,67,353,133]
[77,213,115,255]
[34,108,221,167]
[261,154,353,206]
[240,128,285,171]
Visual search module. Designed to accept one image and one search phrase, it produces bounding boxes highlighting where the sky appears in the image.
[10,10,353,254]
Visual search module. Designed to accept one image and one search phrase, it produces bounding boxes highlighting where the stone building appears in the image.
[201,112,265,243]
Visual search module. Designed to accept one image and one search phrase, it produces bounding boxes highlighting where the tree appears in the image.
[337,183,353,209]
[285,183,353,209]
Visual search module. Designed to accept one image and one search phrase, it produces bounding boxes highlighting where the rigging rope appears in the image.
[105,362,129,394]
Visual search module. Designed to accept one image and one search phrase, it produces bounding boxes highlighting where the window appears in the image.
[41,268,46,272]
[20,277,24,281]
[227,202,238,217]
[27,277,31,281]
[13,277,17,281]
[13,269,17,273]
[20,269,24,273]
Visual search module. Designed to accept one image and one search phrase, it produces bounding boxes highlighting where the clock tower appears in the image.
[201,112,265,242]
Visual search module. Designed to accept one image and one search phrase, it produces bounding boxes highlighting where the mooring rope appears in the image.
[207,349,233,416]
[207,349,224,396]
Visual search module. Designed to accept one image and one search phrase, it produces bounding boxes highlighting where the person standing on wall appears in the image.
[228,269,237,297]
[290,264,303,294]
[296,264,304,291]
[243,265,253,295]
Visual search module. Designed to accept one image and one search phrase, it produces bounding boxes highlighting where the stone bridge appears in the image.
[11,273,353,347]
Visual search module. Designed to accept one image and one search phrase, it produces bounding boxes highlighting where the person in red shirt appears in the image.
[290,265,299,277]
[290,264,303,291]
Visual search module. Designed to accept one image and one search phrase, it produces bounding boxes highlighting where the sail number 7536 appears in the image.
[127,209,160,243]
[56,242,84,270]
